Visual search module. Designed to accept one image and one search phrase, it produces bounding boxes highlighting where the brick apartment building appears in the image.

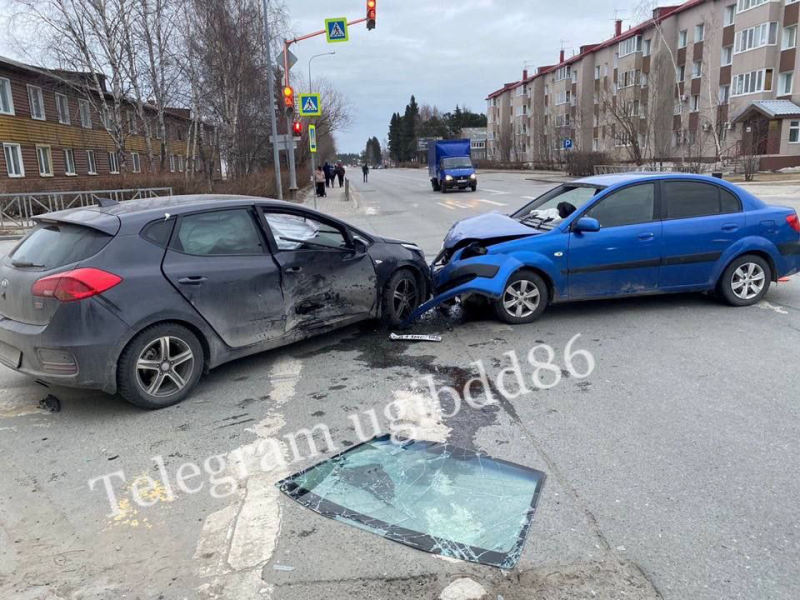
[0,56,218,193]
[486,0,800,170]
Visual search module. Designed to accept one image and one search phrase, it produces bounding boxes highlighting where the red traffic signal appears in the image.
[292,121,303,136]
[367,0,376,30]
[283,86,294,108]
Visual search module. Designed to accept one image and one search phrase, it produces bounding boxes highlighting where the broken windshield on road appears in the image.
[278,435,546,569]
[512,184,604,229]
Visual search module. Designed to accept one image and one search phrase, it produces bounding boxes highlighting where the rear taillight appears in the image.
[32,268,122,302]
[787,214,800,233]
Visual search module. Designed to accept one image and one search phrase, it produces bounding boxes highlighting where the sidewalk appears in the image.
[301,178,361,218]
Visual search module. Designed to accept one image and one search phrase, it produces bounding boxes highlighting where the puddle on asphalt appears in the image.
[278,434,545,569]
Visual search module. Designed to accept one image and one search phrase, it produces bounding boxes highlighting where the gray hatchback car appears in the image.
[0,195,429,409]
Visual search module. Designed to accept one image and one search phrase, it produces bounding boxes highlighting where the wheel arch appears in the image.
[509,265,557,304]
[719,249,777,285]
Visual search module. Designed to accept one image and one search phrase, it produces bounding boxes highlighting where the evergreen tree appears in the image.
[401,95,419,162]
[388,112,402,163]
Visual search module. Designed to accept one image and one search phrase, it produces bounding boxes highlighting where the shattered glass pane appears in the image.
[277,435,546,569]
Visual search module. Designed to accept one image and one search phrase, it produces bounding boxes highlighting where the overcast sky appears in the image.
[0,0,673,154]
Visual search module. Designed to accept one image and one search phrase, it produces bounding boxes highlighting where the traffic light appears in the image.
[366,0,376,30]
[283,85,294,116]
[292,121,303,137]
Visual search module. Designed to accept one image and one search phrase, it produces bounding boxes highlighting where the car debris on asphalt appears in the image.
[38,394,61,413]
[277,434,546,569]
[389,332,443,342]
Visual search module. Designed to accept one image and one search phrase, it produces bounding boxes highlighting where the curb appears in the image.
[0,235,23,241]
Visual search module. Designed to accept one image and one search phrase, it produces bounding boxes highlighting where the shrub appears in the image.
[565,152,609,177]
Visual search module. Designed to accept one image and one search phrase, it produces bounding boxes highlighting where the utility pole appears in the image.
[308,51,335,208]
[261,0,283,199]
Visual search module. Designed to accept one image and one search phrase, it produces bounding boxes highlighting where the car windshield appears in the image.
[511,184,604,229]
[441,157,473,169]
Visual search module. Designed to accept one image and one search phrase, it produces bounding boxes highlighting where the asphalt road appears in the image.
[1,170,799,600]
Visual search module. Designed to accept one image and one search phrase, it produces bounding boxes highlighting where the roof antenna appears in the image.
[95,197,118,207]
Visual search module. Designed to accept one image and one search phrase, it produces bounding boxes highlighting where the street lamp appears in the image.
[307,51,335,209]
[308,51,335,93]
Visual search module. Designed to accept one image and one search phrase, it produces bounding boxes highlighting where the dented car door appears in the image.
[260,209,377,331]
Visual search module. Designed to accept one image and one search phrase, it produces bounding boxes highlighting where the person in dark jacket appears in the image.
[323,162,332,187]
[336,163,346,187]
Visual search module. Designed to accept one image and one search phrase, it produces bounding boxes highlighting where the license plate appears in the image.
[0,340,21,369]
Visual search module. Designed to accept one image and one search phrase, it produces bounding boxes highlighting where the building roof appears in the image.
[732,100,800,123]
[485,0,707,100]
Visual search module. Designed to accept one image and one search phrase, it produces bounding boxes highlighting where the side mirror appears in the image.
[574,217,600,233]
[353,238,368,254]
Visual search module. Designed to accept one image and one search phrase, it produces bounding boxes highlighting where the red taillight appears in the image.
[788,214,800,233]
[32,268,122,302]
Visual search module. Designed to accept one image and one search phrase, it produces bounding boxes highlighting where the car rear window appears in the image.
[9,223,112,269]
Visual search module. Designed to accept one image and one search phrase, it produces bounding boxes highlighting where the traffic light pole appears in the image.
[261,0,283,200]
[280,15,370,200]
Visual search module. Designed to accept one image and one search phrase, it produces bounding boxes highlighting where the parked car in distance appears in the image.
[417,173,800,324]
[0,196,429,409]
[428,139,477,193]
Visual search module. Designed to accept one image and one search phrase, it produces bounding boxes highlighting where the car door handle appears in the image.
[285,266,302,273]
[178,276,207,285]
[722,224,739,232]
[637,232,655,240]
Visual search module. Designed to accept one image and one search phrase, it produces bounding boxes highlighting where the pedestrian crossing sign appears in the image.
[298,93,322,117]
[325,17,349,43]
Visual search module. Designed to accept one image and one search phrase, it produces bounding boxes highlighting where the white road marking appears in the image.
[437,202,456,210]
[756,301,789,315]
[195,356,302,598]
[481,188,510,196]
[451,201,470,209]
[476,198,508,206]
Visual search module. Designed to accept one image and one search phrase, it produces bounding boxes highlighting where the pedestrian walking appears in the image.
[336,162,346,187]
[323,162,332,187]
[314,166,326,198]
[362,163,369,183]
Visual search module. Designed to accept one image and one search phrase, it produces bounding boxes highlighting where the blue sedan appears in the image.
[411,173,800,325]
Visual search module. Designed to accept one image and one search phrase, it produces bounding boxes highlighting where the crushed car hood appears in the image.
[443,212,542,249]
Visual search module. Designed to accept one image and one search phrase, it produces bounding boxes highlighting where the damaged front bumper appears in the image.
[402,253,523,326]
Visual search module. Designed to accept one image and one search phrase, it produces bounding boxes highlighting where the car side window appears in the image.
[719,188,742,214]
[585,183,655,228]
[663,181,729,219]
[263,212,349,251]
[175,209,264,256]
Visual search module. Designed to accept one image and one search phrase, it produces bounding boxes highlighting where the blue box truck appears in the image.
[428,139,477,193]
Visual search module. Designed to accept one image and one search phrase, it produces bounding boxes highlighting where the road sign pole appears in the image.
[262,0,283,199]
[285,113,298,198]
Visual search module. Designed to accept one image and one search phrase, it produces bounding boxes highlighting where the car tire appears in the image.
[117,323,204,409]
[440,182,447,194]
[493,270,549,325]
[717,254,771,307]
[470,184,477,192]
[382,268,422,327]
[432,180,440,192]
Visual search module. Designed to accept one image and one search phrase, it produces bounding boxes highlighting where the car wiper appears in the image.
[11,259,45,268]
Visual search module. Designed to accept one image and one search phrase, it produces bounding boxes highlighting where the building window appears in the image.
[678,30,688,48]
[722,46,733,66]
[618,35,643,58]
[79,100,92,129]
[178,155,185,172]
[131,152,141,173]
[692,60,702,78]
[677,65,686,82]
[724,4,736,26]
[0,77,14,115]
[555,90,571,105]
[127,110,137,133]
[87,150,97,174]
[169,154,176,172]
[695,24,705,42]
[779,71,794,95]
[643,39,651,57]
[674,100,683,115]
[36,145,53,177]
[55,93,70,125]
[736,0,772,12]
[735,22,778,53]
[554,65,571,82]
[3,143,24,177]
[783,25,797,50]
[63,149,76,175]
[790,120,800,143]
[691,95,700,112]
[719,84,730,104]
[108,151,119,174]
[595,65,601,79]
[27,85,45,120]
[641,72,649,87]
[732,68,773,96]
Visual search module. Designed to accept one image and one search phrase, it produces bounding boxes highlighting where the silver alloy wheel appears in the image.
[136,336,194,397]
[503,279,540,318]
[731,262,766,300]
[393,276,419,320]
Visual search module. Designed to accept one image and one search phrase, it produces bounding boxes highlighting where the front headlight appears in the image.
[445,175,453,181]
[470,173,477,180]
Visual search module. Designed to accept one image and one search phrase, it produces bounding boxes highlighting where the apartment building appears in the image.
[0,56,218,193]
[486,0,800,170]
